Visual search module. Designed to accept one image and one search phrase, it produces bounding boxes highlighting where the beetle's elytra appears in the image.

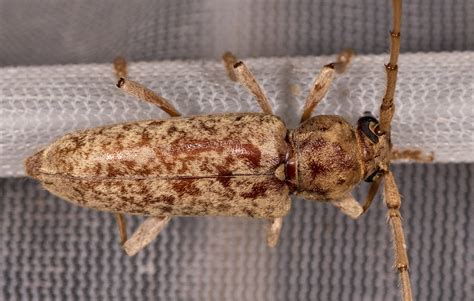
[25,1,424,300]
[26,113,291,218]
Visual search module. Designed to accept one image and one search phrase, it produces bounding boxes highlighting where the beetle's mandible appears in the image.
[25,1,433,300]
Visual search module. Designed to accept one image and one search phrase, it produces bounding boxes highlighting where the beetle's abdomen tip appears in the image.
[25,151,43,179]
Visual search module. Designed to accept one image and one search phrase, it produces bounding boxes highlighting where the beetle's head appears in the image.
[356,113,392,182]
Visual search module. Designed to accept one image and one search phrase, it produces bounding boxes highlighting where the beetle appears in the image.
[25,1,430,300]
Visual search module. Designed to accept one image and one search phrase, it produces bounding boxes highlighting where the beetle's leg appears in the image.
[300,49,354,123]
[113,56,128,79]
[361,177,383,214]
[383,171,413,301]
[391,148,434,163]
[233,60,273,114]
[222,52,238,81]
[113,57,181,117]
[122,216,171,256]
[266,217,283,247]
[331,192,363,219]
[116,78,181,117]
[335,177,383,216]
[115,213,127,245]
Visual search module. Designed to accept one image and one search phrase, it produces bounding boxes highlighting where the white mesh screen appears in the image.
[1,51,473,176]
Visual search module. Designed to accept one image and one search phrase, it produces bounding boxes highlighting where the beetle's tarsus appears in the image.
[113,56,128,79]
[222,52,239,81]
[331,193,363,219]
[266,217,283,247]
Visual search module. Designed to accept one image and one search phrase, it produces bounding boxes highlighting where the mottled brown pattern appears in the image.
[310,161,329,177]
[34,175,290,218]
[291,115,364,201]
[34,113,286,179]
[171,179,200,196]
[240,180,282,199]
[216,169,233,187]
[169,138,262,169]
[26,113,290,218]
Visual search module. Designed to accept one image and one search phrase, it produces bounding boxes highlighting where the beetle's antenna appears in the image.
[379,2,413,300]
[384,171,412,301]
[379,0,402,134]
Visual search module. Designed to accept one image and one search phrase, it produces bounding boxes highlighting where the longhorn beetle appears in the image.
[25,1,432,300]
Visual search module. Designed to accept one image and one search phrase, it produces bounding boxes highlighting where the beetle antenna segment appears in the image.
[379,0,402,133]
[113,56,128,79]
[384,171,412,301]
[300,49,354,123]
[233,61,273,114]
[222,52,239,81]
[117,78,181,117]
[115,213,127,245]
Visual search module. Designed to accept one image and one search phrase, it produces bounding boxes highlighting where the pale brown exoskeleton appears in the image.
[25,1,430,300]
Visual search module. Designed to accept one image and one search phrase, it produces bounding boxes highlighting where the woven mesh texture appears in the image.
[1,164,473,300]
[0,0,473,66]
[1,52,473,177]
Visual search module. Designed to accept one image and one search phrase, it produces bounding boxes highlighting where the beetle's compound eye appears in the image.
[357,116,381,144]
[365,169,382,182]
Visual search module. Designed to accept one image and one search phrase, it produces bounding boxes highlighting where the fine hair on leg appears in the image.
[300,49,354,123]
[233,61,273,114]
[117,78,181,117]
[123,216,172,256]
[384,171,412,301]
[113,56,181,117]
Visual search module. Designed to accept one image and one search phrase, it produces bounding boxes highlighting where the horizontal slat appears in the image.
[1,52,473,176]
